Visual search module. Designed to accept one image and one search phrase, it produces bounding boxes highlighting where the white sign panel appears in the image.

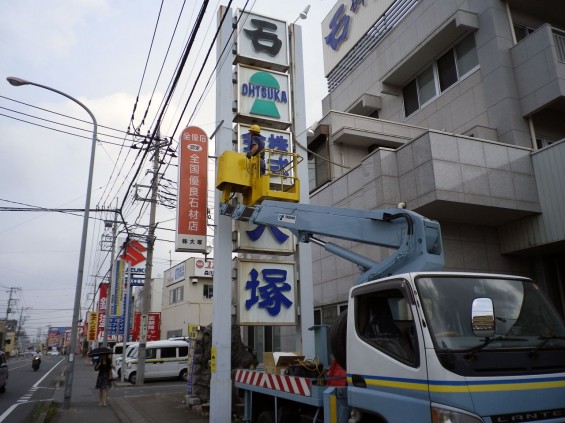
[236,64,291,127]
[322,0,395,76]
[237,259,296,325]
[233,221,295,255]
[237,123,295,185]
[194,258,214,278]
[236,10,289,71]
[165,262,186,287]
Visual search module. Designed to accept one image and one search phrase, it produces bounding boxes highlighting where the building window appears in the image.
[536,137,558,150]
[437,50,458,92]
[167,329,182,338]
[314,303,348,327]
[417,65,436,105]
[203,284,213,299]
[169,286,184,304]
[403,33,479,117]
[513,23,535,42]
[402,80,419,117]
[308,137,331,192]
[455,34,479,76]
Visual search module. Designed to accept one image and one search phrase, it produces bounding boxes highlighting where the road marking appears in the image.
[0,357,65,422]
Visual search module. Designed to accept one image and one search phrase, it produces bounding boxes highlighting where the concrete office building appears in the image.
[307,0,565,325]
[160,258,214,339]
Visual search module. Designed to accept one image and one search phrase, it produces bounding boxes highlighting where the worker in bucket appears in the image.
[246,124,266,175]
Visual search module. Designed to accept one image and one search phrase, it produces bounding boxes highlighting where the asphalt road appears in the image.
[0,355,65,423]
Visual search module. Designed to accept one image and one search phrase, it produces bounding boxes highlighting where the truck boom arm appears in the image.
[220,200,444,284]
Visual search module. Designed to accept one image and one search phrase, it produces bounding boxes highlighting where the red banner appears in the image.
[132,312,160,342]
[176,126,208,252]
[98,283,109,314]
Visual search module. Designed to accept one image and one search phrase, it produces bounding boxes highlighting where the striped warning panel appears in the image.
[235,369,311,396]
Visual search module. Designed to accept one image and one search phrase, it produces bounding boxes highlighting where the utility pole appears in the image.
[136,132,160,385]
[2,287,19,350]
[16,307,31,353]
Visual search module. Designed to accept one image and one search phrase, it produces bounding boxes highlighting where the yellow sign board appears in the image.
[211,347,217,373]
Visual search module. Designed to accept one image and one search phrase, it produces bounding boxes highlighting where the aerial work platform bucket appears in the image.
[216,149,301,206]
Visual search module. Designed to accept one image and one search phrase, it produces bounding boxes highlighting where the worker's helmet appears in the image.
[249,124,261,133]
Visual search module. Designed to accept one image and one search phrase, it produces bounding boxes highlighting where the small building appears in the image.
[160,258,214,339]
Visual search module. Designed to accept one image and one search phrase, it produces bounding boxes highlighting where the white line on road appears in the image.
[0,357,65,422]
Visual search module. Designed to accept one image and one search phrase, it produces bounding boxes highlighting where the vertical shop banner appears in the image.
[112,260,125,316]
[108,259,126,336]
[132,312,160,342]
[176,126,208,253]
[87,312,98,341]
[96,312,106,340]
[98,283,109,312]
[186,324,201,397]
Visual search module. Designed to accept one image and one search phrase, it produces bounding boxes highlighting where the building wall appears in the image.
[310,133,536,309]
[312,0,565,318]
[160,258,213,339]
[323,0,532,147]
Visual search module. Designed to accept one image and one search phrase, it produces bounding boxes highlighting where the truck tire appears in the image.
[330,309,347,370]
[128,372,137,384]
[257,410,275,423]
[180,369,188,381]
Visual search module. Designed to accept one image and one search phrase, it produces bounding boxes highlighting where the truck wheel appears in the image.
[330,310,347,370]
[128,372,137,384]
[257,410,275,423]
[180,369,188,381]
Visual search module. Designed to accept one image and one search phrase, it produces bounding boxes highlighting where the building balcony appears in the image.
[511,24,565,117]
[309,119,540,228]
[309,110,427,150]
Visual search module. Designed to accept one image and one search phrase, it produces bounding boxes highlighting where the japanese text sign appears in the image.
[236,10,289,71]
[237,259,296,325]
[87,312,98,342]
[176,126,208,252]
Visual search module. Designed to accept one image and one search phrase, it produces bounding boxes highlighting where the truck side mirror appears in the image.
[471,298,495,338]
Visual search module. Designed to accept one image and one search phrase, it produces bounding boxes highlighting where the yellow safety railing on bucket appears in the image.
[216,148,302,206]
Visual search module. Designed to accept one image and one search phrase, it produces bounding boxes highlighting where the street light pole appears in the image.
[6,76,98,409]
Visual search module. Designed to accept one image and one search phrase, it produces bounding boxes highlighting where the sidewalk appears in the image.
[48,360,210,423]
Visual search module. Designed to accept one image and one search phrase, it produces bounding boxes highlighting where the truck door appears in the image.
[347,278,432,422]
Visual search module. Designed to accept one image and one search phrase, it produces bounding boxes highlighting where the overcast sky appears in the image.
[0,0,336,343]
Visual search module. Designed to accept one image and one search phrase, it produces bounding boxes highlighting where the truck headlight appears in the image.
[431,404,484,423]
[126,363,131,369]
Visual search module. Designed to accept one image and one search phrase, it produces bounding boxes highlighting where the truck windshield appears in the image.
[416,275,565,352]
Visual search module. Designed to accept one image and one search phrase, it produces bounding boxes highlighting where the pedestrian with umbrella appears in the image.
[88,347,113,406]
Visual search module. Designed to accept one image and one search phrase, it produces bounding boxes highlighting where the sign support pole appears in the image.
[210,6,234,422]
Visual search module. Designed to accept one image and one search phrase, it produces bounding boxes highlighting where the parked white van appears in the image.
[123,340,190,384]
[112,342,135,368]
[115,342,138,377]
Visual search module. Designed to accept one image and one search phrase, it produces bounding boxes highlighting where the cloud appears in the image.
[0,0,110,66]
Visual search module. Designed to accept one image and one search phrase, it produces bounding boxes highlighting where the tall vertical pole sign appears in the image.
[176,126,208,254]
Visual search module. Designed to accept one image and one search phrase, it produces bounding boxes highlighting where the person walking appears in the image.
[94,354,113,406]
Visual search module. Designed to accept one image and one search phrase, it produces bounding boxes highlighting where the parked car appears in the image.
[111,342,135,368]
[123,340,189,384]
[114,342,138,377]
[0,351,8,393]
[47,349,60,356]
